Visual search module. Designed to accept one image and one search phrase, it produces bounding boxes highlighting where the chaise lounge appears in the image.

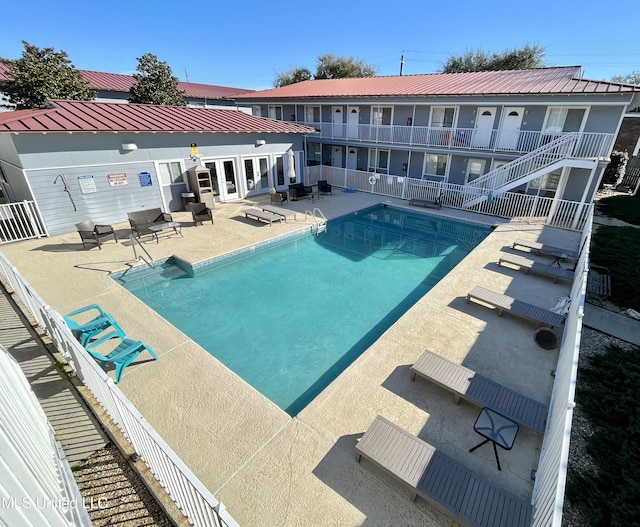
[355,415,532,527]
[512,239,579,260]
[466,285,565,328]
[498,253,575,283]
[410,350,547,434]
[127,208,173,238]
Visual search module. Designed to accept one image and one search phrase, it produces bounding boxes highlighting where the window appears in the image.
[268,105,283,120]
[544,107,586,132]
[368,149,390,173]
[528,170,561,193]
[252,105,262,117]
[423,154,448,178]
[276,156,285,186]
[305,106,321,123]
[306,143,322,165]
[158,161,183,185]
[372,106,392,126]
[465,159,486,183]
[430,106,455,128]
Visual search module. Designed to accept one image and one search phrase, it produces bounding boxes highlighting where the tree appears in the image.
[611,71,640,85]
[441,44,546,73]
[274,66,313,88]
[0,41,95,109]
[272,53,377,87]
[314,53,377,80]
[129,53,185,106]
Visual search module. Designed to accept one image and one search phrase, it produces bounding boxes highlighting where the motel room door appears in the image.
[496,107,524,150]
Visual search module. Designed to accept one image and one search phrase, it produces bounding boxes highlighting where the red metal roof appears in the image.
[0,63,253,100]
[0,99,317,133]
[81,70,254,99]
[235,67,640,99]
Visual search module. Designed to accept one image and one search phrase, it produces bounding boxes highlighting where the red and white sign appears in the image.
[107,173,128,186]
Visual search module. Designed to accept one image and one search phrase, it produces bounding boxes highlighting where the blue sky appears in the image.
[1,0,637,91]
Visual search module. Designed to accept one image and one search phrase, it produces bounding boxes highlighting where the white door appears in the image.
[332,107,344,137]
[332,146,343,168]
[242,157,270,197]
[472,107,496,148]
[204,159,239,201]
[347,107,360,139]
[347,148,358,171]
[497,107,524,150]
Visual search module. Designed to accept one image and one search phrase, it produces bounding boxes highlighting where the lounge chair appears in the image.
[261,205,297,222]
[75,220,117,249]
[410,350,546,434]
[355,415,532,526]
[243,208,283,226]
[512,239,579,260]
[85,333,158,383]
[318,180,332,195]
[269,187,288,205]
[466,285,565,328]
[498,253,575,283]
[190,202,214,226]
[64,304,126,346]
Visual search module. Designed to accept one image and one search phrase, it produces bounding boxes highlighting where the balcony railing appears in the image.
[301,120,614,157]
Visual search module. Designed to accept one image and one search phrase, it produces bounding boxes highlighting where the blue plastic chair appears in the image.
[64,304,125,346]
[85,332,159,383]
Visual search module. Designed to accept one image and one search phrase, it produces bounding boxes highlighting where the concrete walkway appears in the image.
[583,303,640,347]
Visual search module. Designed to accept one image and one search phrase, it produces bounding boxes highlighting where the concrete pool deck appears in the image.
[1,191,580,526]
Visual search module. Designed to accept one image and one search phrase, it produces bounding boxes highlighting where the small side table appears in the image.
[469,407,519,471]
[149,222,182,243]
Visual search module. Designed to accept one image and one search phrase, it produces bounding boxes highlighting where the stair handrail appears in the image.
[466,132,579,192]
[130,234,155,269]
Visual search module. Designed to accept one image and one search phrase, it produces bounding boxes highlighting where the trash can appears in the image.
[181,192,196,210]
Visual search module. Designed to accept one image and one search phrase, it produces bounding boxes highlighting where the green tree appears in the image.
[274,66,313,88]
[314,53,377,80]
[273,54,377,86]
[129,53,185,106]
[611,71,640,85]
[0,41,95,109]
[441,44,546,73]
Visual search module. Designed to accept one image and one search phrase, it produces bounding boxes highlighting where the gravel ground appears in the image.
[72,443,172,526]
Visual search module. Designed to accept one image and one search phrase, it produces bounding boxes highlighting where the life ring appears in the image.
[368,175,377,186]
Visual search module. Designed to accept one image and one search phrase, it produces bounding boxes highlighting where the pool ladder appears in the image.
[305,208,327,235]
[130,234,156,269]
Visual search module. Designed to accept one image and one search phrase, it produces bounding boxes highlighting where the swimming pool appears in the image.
[114,205,491,415]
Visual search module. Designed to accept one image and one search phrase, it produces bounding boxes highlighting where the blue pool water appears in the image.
[114,205,490,415]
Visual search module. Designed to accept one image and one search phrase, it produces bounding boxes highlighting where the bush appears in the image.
[601,151,629,188]
[566,344,640,526]
[597,194,640,226]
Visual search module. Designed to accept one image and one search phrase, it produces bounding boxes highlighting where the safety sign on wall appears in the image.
[107,172,128,186]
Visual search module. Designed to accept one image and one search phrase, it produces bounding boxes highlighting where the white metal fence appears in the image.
[0,201,47,244]
[309,165,593,231]
[530,217,592,527]
[0,344,92,527]
[0,254,239,527]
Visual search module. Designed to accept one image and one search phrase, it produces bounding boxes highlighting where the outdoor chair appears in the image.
[318,180,332,195]
[64,304,126,346]
[75,220,117,249]
[85,332,158,383]
[269,187,288,205]
[190,202,214,226]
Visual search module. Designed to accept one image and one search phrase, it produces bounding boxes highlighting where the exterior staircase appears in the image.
[462,132,588,208]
